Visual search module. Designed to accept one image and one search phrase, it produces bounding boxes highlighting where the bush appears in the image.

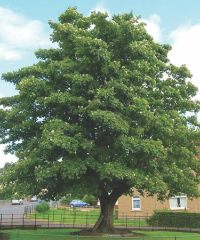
[147,210,200,228]
[35,203,50,213]
[60,195,74,206]
[82,194,97,206]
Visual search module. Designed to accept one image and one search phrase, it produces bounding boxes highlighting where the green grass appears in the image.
[2,229,200,240]
[26,208,147,227]
[133,230,200,240]
[2,229,80,240]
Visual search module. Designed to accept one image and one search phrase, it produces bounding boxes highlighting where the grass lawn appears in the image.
[2,229,200,240]
[2,229,80,240]
[133,230,200,239]
[26,208,147,227]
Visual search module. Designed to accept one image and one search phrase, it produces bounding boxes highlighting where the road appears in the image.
[0,201,38,215]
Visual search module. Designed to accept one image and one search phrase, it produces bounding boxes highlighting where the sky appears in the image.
[0,0,200,167]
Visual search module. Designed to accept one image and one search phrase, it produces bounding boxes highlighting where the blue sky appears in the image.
[0,0,200,167]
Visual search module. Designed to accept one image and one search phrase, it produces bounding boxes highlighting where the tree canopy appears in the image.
[1,7,200,231]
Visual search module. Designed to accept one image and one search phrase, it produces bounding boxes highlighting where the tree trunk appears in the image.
[93,193,118,233]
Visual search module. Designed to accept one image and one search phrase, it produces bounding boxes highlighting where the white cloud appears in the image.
[0,94,18,167]
[89,1,111,18]
[141,15,200,102]
[168,22,200,100]
[0,7,53,61]
[0,145,18,168]
[142,16,200,120]
[140,14,163,43]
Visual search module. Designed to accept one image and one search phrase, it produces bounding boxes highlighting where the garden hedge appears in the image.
[147,210,200,228]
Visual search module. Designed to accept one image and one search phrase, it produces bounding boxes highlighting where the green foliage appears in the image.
[0,162,14,176]
[35,203,50,213]
[147,211,200,228]
[1,6,200,229]
[60,195,74,205]
[82,194,97,206]
[61,193,85,205]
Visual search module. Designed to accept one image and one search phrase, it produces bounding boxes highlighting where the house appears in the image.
[118,147,200,217]
[118,188,200,217]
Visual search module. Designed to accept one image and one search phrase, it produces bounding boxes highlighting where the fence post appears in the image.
[73,212,75,228]
[86,212,88,229]
[17,232,19,240]
[63,210,65,224]
[126,215,127,229]
[73,211,77,228]
[139,215,140,230]
[11,214,13,229]
[0,214,2,229]
[48,214,49,228]
[134,213,135,227]
[35,213,37,229]
[23,214,25,229]
[73,212,74,228]
[178,215,179,231]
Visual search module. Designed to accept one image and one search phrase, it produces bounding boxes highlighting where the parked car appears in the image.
[37,200,46,205]
[11,198,23,205]
[69,199,90,207]
[30,196,38,202]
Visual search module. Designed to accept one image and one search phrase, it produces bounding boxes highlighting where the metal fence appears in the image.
[0,212,97,230]
[0,212,200,233]
[24,205,36,215]
[24,200,61,215]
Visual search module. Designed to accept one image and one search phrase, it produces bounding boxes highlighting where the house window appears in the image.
[132,196,141,210]
[170,194,187,210]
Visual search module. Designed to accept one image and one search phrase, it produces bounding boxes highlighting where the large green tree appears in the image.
[1,7,200,232]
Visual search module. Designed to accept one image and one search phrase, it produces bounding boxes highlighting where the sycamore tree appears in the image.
[1,7,200,232]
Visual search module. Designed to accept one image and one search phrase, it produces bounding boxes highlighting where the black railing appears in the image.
[24,205,36,215]
[0,212,199,232]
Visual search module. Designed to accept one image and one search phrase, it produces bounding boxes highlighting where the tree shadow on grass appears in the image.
[0,233,10,240]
